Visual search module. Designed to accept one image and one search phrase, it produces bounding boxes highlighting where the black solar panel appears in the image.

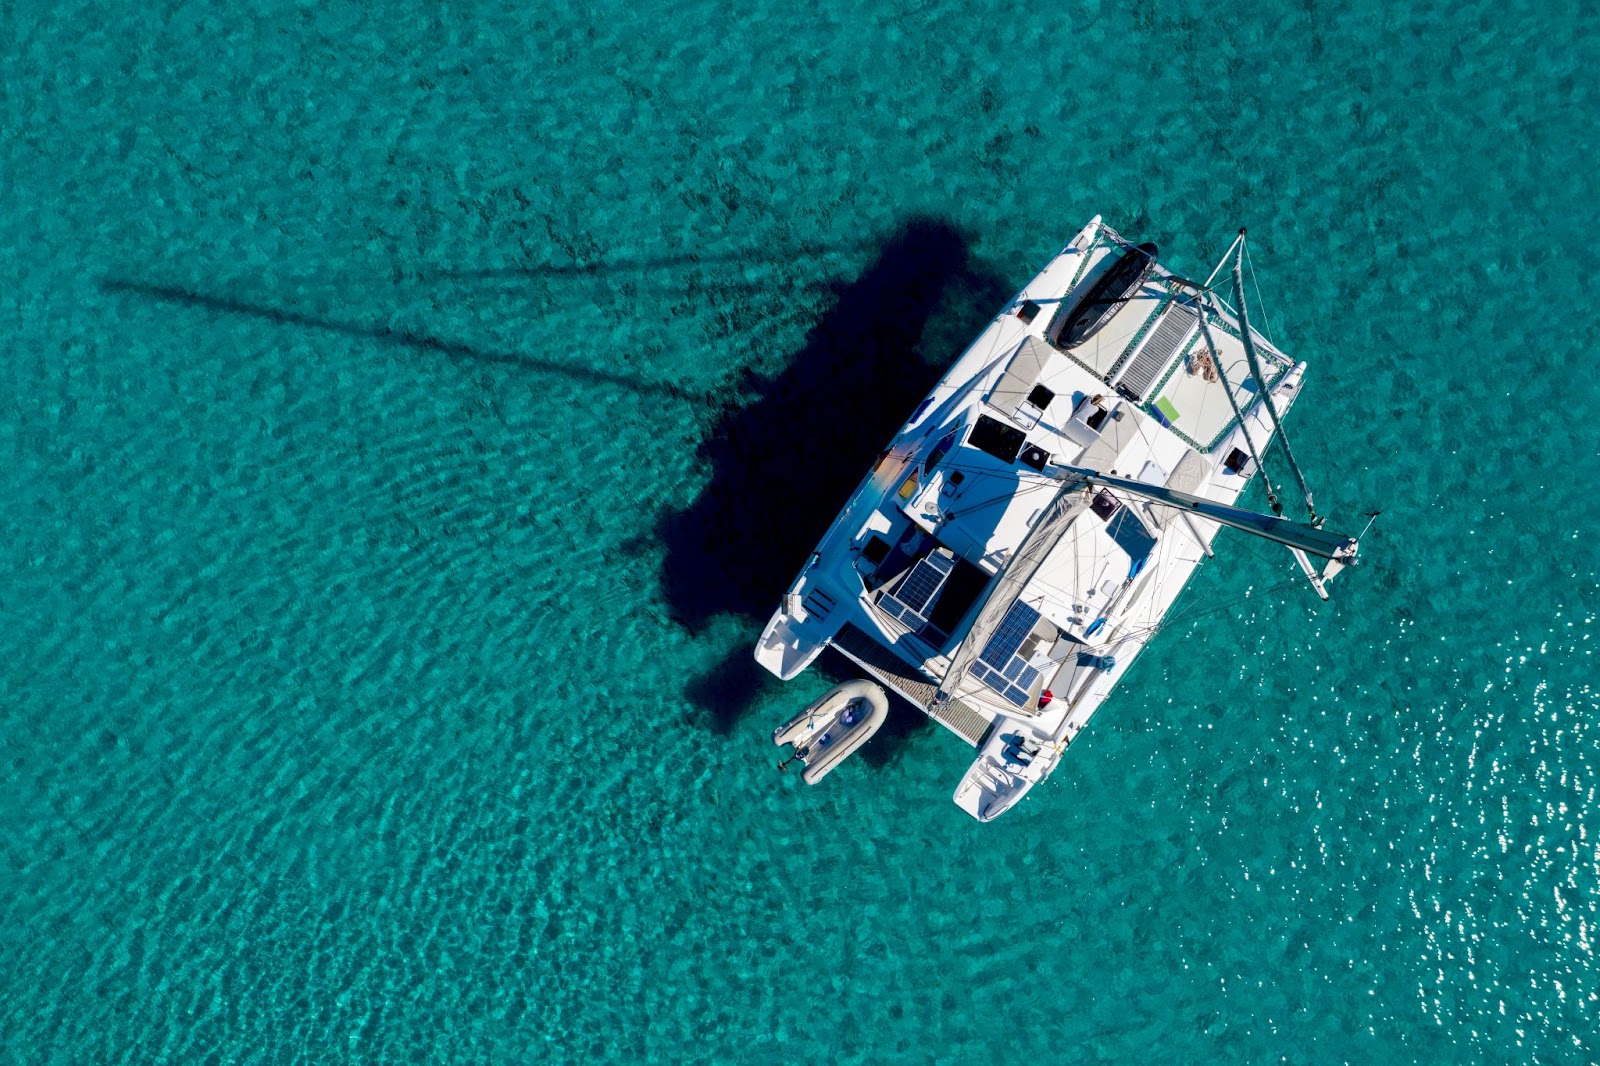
[878,551,958,637]
[972,601,1046,707]
[970,662,1038,707]
[896,556,950,613]
[977,601,1040,670]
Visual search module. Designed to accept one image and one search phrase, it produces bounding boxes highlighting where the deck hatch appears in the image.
[968,415,1026,463]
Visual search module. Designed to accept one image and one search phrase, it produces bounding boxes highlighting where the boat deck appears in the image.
[1022,233,1290,452]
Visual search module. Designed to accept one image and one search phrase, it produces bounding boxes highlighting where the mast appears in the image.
[1231,231,1318,524]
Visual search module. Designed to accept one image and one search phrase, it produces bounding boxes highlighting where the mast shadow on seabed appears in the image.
[660,216,1015,761]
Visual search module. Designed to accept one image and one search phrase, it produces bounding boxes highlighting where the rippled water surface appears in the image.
[3,1,1598,1061]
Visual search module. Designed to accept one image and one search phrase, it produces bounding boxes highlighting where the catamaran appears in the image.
[757,217,1369,821]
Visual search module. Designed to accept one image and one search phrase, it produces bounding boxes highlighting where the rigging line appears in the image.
[1057,528,1300,647]
[1194,293,1281,514]
[1203,231,1247,290]
[941,478,1061,521]
[1131,495,1300,584]
[886,440,1072,480]
[1231,235,1317,525]
[1244,239,1277,349]
[1167,578,1303,633]
[1117,575,1305,641]
[1115,388,1164,471]
[1126,533,1179,634]
[896,448,1124,493]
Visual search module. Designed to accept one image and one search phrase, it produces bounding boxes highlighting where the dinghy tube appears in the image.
[772,680,889,784]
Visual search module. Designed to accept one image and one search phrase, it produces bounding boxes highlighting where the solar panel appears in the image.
[977,601,1040,670]
[878,596,918,625]
[893,551,956,613]
[970,662,1034,707]
[973,601,1045,707]
[878,551,958,637]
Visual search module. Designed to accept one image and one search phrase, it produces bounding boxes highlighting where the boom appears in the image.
[1054,466,1359,564]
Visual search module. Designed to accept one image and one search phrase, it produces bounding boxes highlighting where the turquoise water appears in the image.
[3,0,1597,1060]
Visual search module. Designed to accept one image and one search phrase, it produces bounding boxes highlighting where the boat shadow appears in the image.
[663,215,1016,763]
[97,279,698,399]
[425,242,876,281]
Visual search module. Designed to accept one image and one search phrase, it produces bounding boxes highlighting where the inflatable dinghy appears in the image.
[773,680,888,784]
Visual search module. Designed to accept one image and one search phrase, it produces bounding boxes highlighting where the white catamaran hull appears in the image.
[756,217,1356,821]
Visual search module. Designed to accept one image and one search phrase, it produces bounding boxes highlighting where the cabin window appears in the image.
[862,536,891,565]
[968,415,1026,463]
[1026,384,1055,409]
[924,431,958,474]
